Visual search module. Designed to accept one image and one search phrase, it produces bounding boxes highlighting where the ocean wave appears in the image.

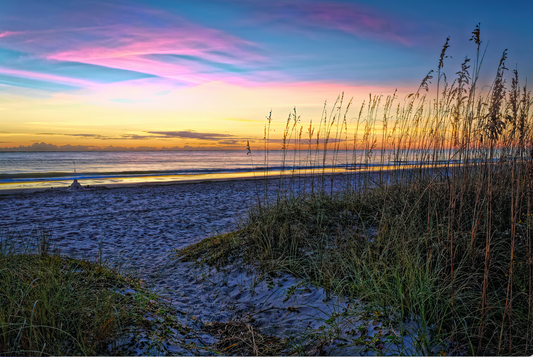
[0,164,363,183]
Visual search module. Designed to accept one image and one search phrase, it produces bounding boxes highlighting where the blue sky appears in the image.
[0,0,531,149]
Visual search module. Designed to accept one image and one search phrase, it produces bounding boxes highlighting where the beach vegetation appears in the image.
[0,232,191,356]
[178,24,533,355]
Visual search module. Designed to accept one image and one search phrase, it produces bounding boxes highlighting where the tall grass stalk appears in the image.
[242,25,533,355]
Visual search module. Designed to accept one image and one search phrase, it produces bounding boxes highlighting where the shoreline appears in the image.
[0,173,261,195]
[0,158,457,196]
[0,169,360,196]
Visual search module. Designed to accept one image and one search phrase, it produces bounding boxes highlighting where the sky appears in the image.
[0,0,532,151]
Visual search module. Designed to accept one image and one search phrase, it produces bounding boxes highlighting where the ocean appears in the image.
[0,149,463,191]
[0,150,365,191]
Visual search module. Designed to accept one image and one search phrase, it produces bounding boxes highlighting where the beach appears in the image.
[1,162,517,355]
[0,179,258,273]
[1,176,373,354]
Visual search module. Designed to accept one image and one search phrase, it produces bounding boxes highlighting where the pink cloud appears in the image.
[246,1,412,46]
[47,22,263,64]
[0,1,413,91]
[0,31,19,38]
[0,67,96,88]
[0,4,266,85]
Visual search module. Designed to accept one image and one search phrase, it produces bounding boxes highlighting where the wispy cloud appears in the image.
[31,130,245,142]
[36,132,105,139]
[34,132,162,141]
[146,131,236,141]
[0,68,90,89]
[0,2,266,88]
[104,134,158,140]
[0,141,242,151]
[217,139,241,145]
[243,1,412,45]
[0,31,20,38]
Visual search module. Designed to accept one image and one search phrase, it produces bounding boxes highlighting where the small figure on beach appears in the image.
[68,179,83,190]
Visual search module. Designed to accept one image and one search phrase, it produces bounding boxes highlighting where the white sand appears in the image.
[0,175,430,355]
[0,180,255,260]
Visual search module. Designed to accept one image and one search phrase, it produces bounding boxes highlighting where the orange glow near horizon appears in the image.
[2,1,530,152]
[1,80,414,151]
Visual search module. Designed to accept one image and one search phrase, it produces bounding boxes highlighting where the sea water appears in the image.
[0,149,461,191]
[0,150,366,190]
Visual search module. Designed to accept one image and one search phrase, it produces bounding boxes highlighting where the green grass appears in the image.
[176,231,244,270]
[177,25,533,355]
[0,236,191,356]
[178,168,533,356]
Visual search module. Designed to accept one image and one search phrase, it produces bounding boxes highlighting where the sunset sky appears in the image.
[1,0,532,150]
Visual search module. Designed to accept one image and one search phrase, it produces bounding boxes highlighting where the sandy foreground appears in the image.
[0,175,413,355]
[1,179,255,261]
